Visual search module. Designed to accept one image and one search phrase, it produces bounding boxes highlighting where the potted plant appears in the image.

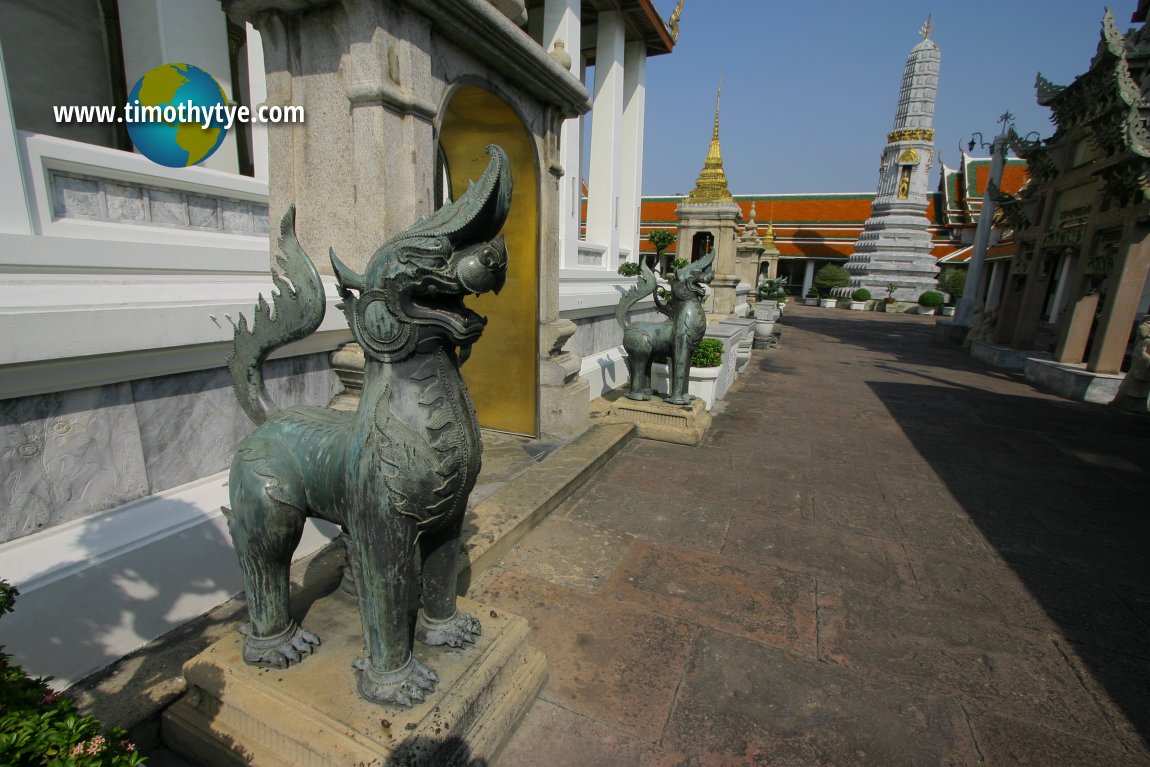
[849,288,871,311]
[937,269,966,317]
[918,290,944,315]
[650,338,725,409]
[813,264,850,308]
[804,287,819,306]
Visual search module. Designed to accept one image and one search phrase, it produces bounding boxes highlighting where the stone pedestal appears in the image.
[162,593,546,767]
[602,392,711,446]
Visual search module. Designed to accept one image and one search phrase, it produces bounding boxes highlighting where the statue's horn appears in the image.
[679,247,716,279]
[398,144,512,247]
[330,247,365,292]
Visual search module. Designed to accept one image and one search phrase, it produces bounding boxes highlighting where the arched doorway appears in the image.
[438,85,539,436]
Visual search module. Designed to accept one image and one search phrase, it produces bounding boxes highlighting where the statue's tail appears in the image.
[615,260,658,331]
[227,206,326,425]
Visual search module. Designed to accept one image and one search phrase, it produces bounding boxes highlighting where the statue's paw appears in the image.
[240,622,320,668]
[416,609,482,649]
[664,394,694,406]
[625,392,651,401]
[355,656,439,707]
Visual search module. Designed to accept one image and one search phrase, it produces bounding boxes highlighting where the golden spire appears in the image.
[762,203,776,248]
[686,77,734,204]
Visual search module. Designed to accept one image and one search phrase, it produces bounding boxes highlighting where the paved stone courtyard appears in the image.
[472,304,1150,766]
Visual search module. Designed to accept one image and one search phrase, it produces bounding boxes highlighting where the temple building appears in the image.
[0,0,674,688]
[982,7,1150,399]
[843,20,942,300]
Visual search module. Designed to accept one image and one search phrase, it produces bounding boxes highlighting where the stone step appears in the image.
[459,422,635,583]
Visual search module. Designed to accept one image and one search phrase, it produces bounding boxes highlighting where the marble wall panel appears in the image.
[132,353,342,493]
[220,199,253,232]
[149,190,187,226]
[52,174,102,218]
[0,384,149,544]
[104,182,146,221]
[567,309,660,359]
[187,195,219,228]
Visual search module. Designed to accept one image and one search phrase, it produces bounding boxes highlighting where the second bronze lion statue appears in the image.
[615,250,715,405]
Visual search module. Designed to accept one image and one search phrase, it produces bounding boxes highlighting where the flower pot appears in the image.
[940,306,955,317]
[849,301,866,311]
[651,362,721,410]
[819,298,837,308]
[804,297,819,306]
[918,306,936,316]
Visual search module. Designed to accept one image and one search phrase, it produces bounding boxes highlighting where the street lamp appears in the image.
[954,112,1021,327]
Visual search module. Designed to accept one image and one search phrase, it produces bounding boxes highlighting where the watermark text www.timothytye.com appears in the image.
[53,101,304,130]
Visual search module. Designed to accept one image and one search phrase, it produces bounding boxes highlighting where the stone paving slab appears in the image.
[662,630,978,766]
[485,305,1150,765]
[468,569,699,743]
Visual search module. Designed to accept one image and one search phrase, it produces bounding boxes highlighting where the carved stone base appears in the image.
[602,392,712,446]
[162,592,545,767]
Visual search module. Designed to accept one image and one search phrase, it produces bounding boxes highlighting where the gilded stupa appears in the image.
[676,79,742,315]
[686,82,735,204]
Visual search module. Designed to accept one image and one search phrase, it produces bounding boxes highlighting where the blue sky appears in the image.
[636,1,1118,196]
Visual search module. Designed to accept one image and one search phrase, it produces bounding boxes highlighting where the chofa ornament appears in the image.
[223,145,512,707]
[615,250,715,405]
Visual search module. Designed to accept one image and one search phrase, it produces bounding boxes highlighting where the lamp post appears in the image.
[954,112,1014,327]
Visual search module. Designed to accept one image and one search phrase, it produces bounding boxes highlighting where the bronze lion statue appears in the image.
[615,249,715,405]
[224,145,511,706]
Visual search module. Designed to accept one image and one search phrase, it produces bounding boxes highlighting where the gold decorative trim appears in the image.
[898,148,921,164]
[888,128,934,143]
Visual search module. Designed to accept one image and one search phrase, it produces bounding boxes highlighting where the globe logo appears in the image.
[125,63,229,168]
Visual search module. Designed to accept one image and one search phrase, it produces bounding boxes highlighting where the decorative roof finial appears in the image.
[668,0,684,42]
[919,14,933,40]
[685,76,734,204]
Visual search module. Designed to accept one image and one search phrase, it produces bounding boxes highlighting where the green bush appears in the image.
[918,290,945,308]
[617,261,640,277]
[805,287,818,298]
[812,264,851,294]
[851,288,871,301]
[691,338,724,368]
[0,580,146,767]
[646,229,676,256]
[937,269,967,303]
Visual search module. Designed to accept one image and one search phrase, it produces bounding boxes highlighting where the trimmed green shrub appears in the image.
[851,288,871,301]
[691,338,724,368]
[647,229,676,256]
[937,269,967,303]
[0,581,147,766]
[918,290,945,308]
[812,264,851,294]
[617,261,640,277]
[805,287,818,298]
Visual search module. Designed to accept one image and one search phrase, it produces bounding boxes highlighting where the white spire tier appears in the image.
[844,27,941,301]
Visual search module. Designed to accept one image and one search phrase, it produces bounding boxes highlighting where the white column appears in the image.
[245,23,269,182]
[585,10,625,265]
[801,259,816,296]
[542,0,581,268]
[118,0,239,174]
[0,36,32,234]
[618,41,647,264]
